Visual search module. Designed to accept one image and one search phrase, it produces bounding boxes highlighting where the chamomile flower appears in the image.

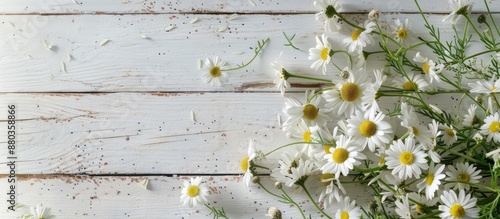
[468,77,500,94]
[480,112,500,143]
[343,20,376,53]
[395,195,412,219]
[335,196,362,219]
[309,34,332,74]
[30,204,52,219]
[321,135,365,178]
[399,103,434,148]
[393,72,429,91]
[445,162,482,191]
[362,69,387,113]
[180,177,209,207]
[323,68,369,117]
[271,58,290,96]
[314,0,342,32]
[442,0,473,23]
[241,140,257,187]
[463,104,478,127]
[282,90,330,130]
[486,147,500,170]
[441,124,458,146]
[413,52,444,84]
[385,138,429,180]
[315,172,345,208]
[417,163,446,200]
[201,57,228,86]
[347,109,393,152]
[391,18,412,44]
[439,190,479,219]
[427,120,442,163]
[271,148,306,186]
[287,159,319,187]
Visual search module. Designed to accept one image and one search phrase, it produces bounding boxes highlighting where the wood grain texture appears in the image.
[0,175,372,218]
[0,0,493,14]
[0,13,490,92]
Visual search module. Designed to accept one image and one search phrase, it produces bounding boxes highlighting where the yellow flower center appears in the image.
[457,173,470,182]
[412,126,420,136]
[422,62,430,74]
[210,66,221,77]
[426,173,435,185]
[319,173,335,186]
[492,86,497,91]
[446,128,455,137]
[359,120,377,137]
[340,211,350,219]
[187,185,200,197]
[332,148,349,164]
[303,131,312,142]
[397,29,408,39]
[416,205,425,214]
[323,145,333,154]
[489,121,500,133]
[399,151,414,165]
[379,156,385,166]
[340,82,361,102]
[450,203,466,218]
[403,81,418,91]
[240,156,249,172]
[321,47,329,61]
[351,29,362,41]
[303,104,319,120]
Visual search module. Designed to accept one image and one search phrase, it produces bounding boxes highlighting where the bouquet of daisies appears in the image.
[186,0,500,218]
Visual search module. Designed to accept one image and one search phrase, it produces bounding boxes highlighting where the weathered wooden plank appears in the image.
[0,92,464,175]
[0,13,491,92]
[0,0,487,14]
[0,175,372,218]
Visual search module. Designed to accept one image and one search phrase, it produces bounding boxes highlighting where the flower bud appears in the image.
[478,14,486,23]
[274,181,283,189]
[368,9,381,21]
[473,132,483,143]
[369,201,378,211]
[252,176,260,184]
[266,207,282,219]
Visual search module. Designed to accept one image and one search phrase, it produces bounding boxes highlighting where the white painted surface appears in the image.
[0,0,492,218]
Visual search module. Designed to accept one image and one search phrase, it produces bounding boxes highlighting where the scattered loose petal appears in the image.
[139,178,149,190]
[165,25,176,32]
[277,114,282,126]
[139,34,149,39]
[197,58,203,69]
[61,61,66,73]
[43,40,54,50]
[191,110,196,122]
[233,51,245,55]
[248,0,256,6]
[24,54,32,59]
[189,18,199,24]
[100,39,110,46]
[218,26,228,32]
[66,54,72,62]
[228,13,238,21]
[8,21,15,28]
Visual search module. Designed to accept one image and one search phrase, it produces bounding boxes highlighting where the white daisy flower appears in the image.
[282,90,330,130]
[362,69,387,113]
[486,147,500,170]
[180,177,209,207]
[309,34,332,74]
[315,173,344,208]
[335,196,362,219]
[30,204,52,219]
[439,190,479,219]
[314,0,342,32]
[427,120,442,163]
[395,194,412,219]
[377,171,404,202]
[468,77,500,94]
[287,159,319,187]
[201,57,228,86]
[271,57,290,96]
[347,109,393,152]
[417,163,446,200]
[440,124,458,146]
[323,68,369,117]
[385,138,428,180]
[442,0,473,23]
[391,18,412,44]
[241,140,257,187]
[413,52,444,84]
[463,104,478,126]
[343,20,376,53]
[399,103,434,148]
[393,72,429,91]
[286,120,319,158]
[480,112,500,143]
[271,148,306,186]
[445,162,482,191]
[321,135,366,178]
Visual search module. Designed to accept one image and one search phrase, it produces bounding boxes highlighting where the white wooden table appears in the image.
[0,1,496,218]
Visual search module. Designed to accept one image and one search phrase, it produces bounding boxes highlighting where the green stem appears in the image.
[265,142,322,156]
[257,181,282,199]
[437,146,489,166]
[281,188,307,219]
[223,38,270,71]
[288,73,332,83]
[300,184,332,219]
[414,211,440,219]
[484,0,500,37]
